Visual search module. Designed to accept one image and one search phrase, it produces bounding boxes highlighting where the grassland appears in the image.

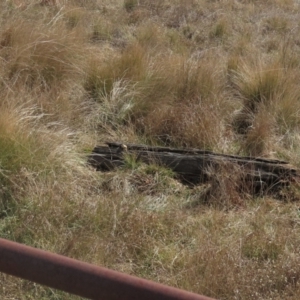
[1,0,300,299]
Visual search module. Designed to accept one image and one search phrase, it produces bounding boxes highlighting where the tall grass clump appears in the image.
[232,60,284,113]
[0,105,56,219]
[0,16,84,91]
[231,58,286,155]
[241,106,275,156]
[84,43,147,100]
[131,54,230,150]
[231,55,300,156]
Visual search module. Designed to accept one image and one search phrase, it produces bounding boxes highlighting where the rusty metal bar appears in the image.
[0,238,215,300]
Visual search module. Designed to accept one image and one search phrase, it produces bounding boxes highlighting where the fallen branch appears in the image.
[88,142,299,194]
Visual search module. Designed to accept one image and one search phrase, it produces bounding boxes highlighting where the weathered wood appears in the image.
[88,142,299,193]
[106,142,288,164]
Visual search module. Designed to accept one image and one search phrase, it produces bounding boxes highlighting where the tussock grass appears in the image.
[2,1,300,300]
[0,19,84,90]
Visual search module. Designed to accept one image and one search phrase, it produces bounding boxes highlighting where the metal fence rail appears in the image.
[0,238,215,300]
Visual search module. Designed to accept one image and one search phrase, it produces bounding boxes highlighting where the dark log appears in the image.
[88,142,299,194]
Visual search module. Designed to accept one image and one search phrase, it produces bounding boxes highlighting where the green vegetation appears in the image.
[1,0,300,299]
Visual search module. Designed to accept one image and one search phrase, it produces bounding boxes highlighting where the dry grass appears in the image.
[1,1,300,299]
